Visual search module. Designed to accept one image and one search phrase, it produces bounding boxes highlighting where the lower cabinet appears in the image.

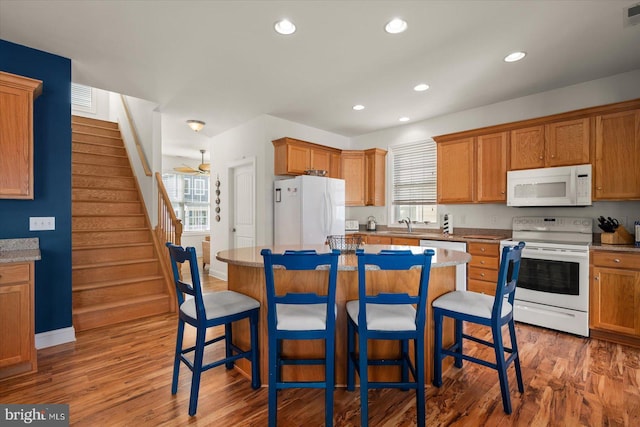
[467,242,500,295]
[590,250,640,345]
[364,235,392,245]
[0,262,36,380]
[390,237,420,246]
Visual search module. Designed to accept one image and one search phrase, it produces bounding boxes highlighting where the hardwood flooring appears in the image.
[2,269,640,426]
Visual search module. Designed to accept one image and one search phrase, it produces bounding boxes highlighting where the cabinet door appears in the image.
[594,110,640,200]
[510,126,545,170]
[391,237,420,246]
[591,267,640,336]
[437,138,474,204]
[0,85,32,199]
[0,283,31,369]
[365,149,386,206]
[287,143,311,175]
[329,152,342,179]
[476,132,508,202]
[310,148,331,172]
[366,235,392,245]
[545,118,590,167]
[341,151,365,206]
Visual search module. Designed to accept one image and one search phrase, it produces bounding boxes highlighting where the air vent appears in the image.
[624,3,640,27]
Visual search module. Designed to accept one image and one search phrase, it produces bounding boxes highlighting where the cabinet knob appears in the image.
[551,154,555,158]
[594,275,599,281]
[597,187,602,190]
[480,273,485,277]
[614,258,621,263]
[480,247,485,252]
[501,191,505,194]
[539,156,543,160]
[480,260,485,264]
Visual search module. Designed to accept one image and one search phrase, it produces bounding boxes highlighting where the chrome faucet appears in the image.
[400,217,413,232]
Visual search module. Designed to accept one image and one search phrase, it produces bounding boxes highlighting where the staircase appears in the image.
[71,115,172,331]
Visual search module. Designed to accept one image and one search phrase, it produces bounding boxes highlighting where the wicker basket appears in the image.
[326,235,363,253]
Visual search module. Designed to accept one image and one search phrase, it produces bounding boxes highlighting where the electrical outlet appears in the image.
[29,216,56,231]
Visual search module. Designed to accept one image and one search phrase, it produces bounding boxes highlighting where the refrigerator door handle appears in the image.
[328,192,334,232]
[324,192,331,236]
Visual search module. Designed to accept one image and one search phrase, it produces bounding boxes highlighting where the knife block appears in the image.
[601,226,635,245]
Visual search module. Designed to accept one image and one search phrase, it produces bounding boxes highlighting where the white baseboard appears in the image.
[210,268,227,281]
[35,326,76,349]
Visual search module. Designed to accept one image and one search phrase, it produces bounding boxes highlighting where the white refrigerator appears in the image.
[274,175,345,246]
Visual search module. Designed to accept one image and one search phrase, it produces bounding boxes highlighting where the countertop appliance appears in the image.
[507,164,592,207]
[500,216,592,336]
[274,175,345,246]
[420,239,467,291]
[366,216,377,231]
[345,219,359,232]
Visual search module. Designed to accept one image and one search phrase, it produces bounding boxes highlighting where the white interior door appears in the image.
[231,161,256,249]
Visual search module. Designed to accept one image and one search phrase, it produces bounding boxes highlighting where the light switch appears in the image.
[29,216,56,231]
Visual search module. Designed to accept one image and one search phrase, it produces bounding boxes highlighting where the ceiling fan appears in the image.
[174,149,211,175]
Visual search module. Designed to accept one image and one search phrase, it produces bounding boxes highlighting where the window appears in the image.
[388,139,438,227]
[71,83,95,112]
[162,173,210,232]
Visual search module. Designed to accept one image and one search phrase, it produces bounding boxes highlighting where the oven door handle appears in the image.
[521,248,589,259]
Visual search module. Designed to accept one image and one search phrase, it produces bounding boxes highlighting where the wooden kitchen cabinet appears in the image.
[510,118,589,171]
[391,237,420,246]
[341,151,365,206]
[437,137,475,204]
[341,149,387,206]
[0,71,43,199]
[590,250,640,346]
[364,235,392,245]
[364,148,386,206]
[437,133,507,204]
[467,242,500,295]
[0,262,37,380]
[476,132,509,203]
[272,137,341,178]
[594,109,640,200]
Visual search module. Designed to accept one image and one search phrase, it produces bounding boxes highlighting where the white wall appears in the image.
[109,94,161,224]
[208,115,350,279]
[349,69,640,231]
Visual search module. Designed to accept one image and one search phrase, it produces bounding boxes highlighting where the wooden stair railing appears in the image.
[120,94,152,177]
[155,172,183,246]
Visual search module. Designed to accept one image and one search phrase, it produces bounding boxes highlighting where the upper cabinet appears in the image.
[510,118,589,170]
[364,148,386,206]
[594,109,640,200]
[437,137,475,204]
[436,132,508,204]
[273,137,341,178]
[341,149,387,207]
[0,71,43,199]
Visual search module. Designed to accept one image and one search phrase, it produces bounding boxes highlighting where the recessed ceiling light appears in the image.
[504,51,526,62]
[399,117,410,122]
[353,104,365,111]
[385,18,407,34]
[414,83,430,92]
[274,19,296,35]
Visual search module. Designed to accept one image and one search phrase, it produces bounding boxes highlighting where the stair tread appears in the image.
[73,139,124,147]
[71,150,128,159]
[73,213,145,217]
[73,275,165,291]
[72,161,130,169]
[72,242,154,251]
[73,227,148,233]
[72,257,159,270]
[72,294,169,314]
[73,185,137,191]
[72,131,121,140]
[72,172,133,179]
[71,123,119,131]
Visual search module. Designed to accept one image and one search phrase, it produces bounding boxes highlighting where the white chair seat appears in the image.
[346,300,417,331]
[432,290,512,319]
[180,290,260,320]
[276,303,339,331]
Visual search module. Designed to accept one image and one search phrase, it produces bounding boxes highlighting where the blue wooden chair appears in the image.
[166,243,260,416]
[432,241,526,414]
[346,249,435,427]
[261,249,340,427]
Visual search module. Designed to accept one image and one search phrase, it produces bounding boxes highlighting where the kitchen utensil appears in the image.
[366,216,377,231]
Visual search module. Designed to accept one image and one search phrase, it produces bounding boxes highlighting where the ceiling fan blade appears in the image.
[198,163,211,173]
[174,165,198,174]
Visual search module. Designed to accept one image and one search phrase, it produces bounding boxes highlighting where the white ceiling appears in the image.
[1,0,640,157]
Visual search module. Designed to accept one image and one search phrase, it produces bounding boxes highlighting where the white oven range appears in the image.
[500,216,592,337]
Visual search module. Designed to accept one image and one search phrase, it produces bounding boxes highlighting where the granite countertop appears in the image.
[590,242,640,253]
[0,238,41,263]
[347,227,510,243]
[217,244,471,270]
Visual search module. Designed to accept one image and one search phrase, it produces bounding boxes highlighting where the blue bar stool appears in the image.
[346,249,435,427]
[261,249,340,427]
[432,242,525,414]
[166,243,260,416]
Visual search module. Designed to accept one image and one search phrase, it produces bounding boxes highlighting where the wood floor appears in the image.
[2,269,640,426]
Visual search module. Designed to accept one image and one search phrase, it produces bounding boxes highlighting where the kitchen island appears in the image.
[216,244,471,386]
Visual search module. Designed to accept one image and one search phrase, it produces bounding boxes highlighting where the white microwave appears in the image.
[507,164,592,207]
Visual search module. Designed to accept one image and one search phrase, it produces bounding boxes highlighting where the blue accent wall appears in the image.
[0,39,72,334]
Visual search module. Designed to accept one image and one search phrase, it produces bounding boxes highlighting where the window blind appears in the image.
[71,83,93,109]
[391,139,437,205]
